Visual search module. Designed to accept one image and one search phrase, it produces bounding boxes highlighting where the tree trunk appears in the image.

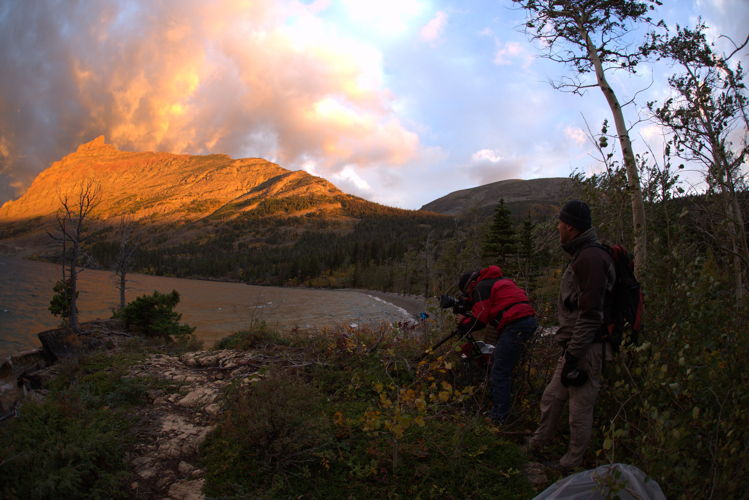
[119,272,127,311]
[713,147,749,302]
[580,22,647,276]
[69,243,80,332]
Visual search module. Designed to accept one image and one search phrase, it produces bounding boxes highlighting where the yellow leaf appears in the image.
[415,398,427,412]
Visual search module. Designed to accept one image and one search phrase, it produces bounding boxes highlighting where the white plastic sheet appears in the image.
[533,463,666,500]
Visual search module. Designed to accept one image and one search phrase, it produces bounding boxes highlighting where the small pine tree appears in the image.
[482,199,516,270]
[49,279,78,322]
[114,290,195,339]
[517,213,537,291]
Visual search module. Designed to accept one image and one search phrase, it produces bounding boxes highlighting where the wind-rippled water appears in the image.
[0,256,414,359]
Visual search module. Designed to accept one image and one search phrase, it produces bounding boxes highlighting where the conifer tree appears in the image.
[482,199,516,271]
[517,213,537,291]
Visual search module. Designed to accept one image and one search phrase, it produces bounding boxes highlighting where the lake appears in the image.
[0,256,416,360]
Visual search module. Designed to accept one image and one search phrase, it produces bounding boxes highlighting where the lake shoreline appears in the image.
[0,256,427,360]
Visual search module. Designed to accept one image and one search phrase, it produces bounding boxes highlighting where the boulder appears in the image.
[38,328,85,364]
[0,349,47,419]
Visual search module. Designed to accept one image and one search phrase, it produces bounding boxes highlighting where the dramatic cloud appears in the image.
[1,0,744,208]
[0,0,420,203]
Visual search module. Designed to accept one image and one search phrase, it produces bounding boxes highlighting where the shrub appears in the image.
[0,397,132,500]
[0,351,148,500]
[49,279,77,319]
[214,321,289,350]
[201,369,334,497]
[113,290,195,339]
[200,325,533,498]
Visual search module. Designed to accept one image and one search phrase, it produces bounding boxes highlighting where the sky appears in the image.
[0,0,747,210]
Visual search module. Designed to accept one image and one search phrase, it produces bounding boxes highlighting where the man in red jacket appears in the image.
[457,265,537,425]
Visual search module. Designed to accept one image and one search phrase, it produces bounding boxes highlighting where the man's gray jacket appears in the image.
[556,228,615,359]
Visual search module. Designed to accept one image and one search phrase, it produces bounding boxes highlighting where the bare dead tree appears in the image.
[114,216,140,311]
[48,180,101,332]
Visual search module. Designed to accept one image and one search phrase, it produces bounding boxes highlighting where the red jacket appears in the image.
[459,265,535,334]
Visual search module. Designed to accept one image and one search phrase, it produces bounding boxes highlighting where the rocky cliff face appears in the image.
[0,136,345,224]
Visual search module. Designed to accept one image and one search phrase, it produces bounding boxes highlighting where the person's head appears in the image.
[558,200,591,244]
[458,271,477,294]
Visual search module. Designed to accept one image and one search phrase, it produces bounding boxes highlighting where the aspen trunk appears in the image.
[580,21,647,276]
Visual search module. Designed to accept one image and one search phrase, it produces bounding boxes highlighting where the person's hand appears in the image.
[561,353,588,387]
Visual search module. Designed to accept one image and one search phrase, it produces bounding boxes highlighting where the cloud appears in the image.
[332,165,372,194]
[564,126,588,147]
[0,0,421,203]
[421,11,448,44]
[493,41,535,68]
[463,148,526,185]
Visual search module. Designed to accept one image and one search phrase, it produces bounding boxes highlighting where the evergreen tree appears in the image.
[482,199,516,271]
[517,213,537,291]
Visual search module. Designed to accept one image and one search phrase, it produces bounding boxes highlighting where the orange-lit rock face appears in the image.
[0,136,345,224]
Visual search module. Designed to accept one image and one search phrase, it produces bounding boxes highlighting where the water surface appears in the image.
[0,256,413,359]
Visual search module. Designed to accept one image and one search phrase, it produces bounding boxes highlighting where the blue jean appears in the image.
[490,315,537,423]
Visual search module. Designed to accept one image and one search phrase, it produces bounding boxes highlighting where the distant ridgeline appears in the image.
[0,137,570,292]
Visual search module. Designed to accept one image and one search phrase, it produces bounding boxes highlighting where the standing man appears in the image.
[528,200,615,470]
[456,265,537,425]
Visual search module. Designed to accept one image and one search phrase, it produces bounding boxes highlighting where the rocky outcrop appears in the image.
[2,319,301,499]
[126,348,300,499]
[0,349,46,419]
[0,320,132,419]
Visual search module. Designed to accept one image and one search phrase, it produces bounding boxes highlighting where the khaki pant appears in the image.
[530,342,609,468]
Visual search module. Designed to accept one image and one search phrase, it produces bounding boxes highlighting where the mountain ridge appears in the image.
[0,136,348,224]
[420,177,575,216]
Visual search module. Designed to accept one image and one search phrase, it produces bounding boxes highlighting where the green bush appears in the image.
[49,279,77,319]
[114,290,195,339]
[201,369,334,497]
[0,397,131,500]
[0,351,148,500]
[214,322,289,350]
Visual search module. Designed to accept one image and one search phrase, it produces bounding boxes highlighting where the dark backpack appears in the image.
[595,243,644,352]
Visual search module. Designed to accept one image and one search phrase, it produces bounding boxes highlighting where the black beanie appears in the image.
[458,271,478,293]
[559,200,592,231]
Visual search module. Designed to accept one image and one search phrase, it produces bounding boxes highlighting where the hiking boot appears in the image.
[541,460,576,476]
[524,437,548,461]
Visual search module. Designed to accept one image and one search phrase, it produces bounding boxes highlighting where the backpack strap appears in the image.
[489,300,531,328]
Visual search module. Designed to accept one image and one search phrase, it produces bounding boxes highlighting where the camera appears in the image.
[439,294,471,315]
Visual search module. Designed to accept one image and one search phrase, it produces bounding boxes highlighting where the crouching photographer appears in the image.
[444,266,537,425]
